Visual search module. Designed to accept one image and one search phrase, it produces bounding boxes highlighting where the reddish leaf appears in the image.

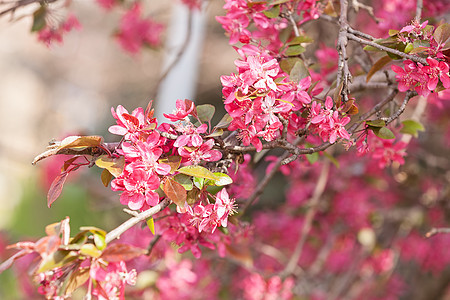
[366,56,392,82]
[65,267,90,296]
[63,157,79,172]
[0,250,32,273]
[47,171,69,208]
[434,23,450,45]
[100,244,147,262]
[163,178,187,207]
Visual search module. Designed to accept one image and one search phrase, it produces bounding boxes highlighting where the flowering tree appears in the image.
[1,0,450,299]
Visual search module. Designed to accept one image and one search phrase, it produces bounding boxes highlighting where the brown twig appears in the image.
[336,0,351,103]
[347,32,428,65]
[425,227,450,238]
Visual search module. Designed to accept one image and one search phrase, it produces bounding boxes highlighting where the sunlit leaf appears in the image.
[288,35,313,45]
[80,244,102,258]
[147,218,155,235]
[38,250,78,273]
[93,233,106,251]
[213,172,233,186]
[177,165,216,180]
[193,176,205,189]
[95,155,125,177]
[205,128,224,138]
[60,135,103,151]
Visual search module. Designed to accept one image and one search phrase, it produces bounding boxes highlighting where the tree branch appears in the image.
[105,198,171,244]
[337,0,351,103]
[281,161,330,277]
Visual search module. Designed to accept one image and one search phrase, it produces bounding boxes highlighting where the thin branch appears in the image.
[347,32,428,65]
[426,227,450,238]
[350,0,380,23]
[281,161,330,277]
[336,0,351,103]
[380,91,417,124]
[416,0,423,21]
[146,234,162,255]
[105,198,171,244]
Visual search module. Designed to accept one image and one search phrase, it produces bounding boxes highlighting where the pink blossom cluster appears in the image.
[37,14,81,47]
[355,130,407,169]
[186,189,237,233]
[241,273,294,300]
[392,57,450,97]
[90,260,137,300]
[116,3,164,54]
[216,0,321,52]
[309,96,351,144]
[108,102,221,211]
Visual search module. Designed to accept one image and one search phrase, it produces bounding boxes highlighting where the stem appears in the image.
[105,199,171,244]
[281,161,330,277]
[347,32,428,65]
[337,0,351,102]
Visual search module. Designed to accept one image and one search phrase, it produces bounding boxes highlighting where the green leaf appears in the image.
[288,35,313,45]
[270,0,290,4]
[174,174,193,191]
[93,233,106,251]
[213,172,233,186]
[177,165,216,180]
[388,29,399,36]
[289,59,309,83]
[186,188,201,205]
[263,5,280,18]
[372,126,395,139]
[193,176,205,190]
[285,45,306,56]
[434,23,450,45]
[79,226,107,238]
[38,250,78,273]
[147,218,155,235]
[95,155,125,177]
[163,178,187,207]
[80,244,102,258]
[205,128,224,138]
[366,119,386,127]
[323,152,340,168]
[31,6,47,32]
[404,43,414,53]
[306,152,319,164]
[280,57,301,74]
[400,120,425,137]
[196,104,215,123]
[215,113,233,128]
[363,45,383,52]
[366,56,392,82]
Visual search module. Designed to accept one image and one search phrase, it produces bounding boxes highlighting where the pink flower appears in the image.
[163,99,195,122]
[178,139,222,164]
[109,105,153,142]
[111,169,160,211]
[116,3,164,54]
[422,57,450,90]
[235,55,280,92]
